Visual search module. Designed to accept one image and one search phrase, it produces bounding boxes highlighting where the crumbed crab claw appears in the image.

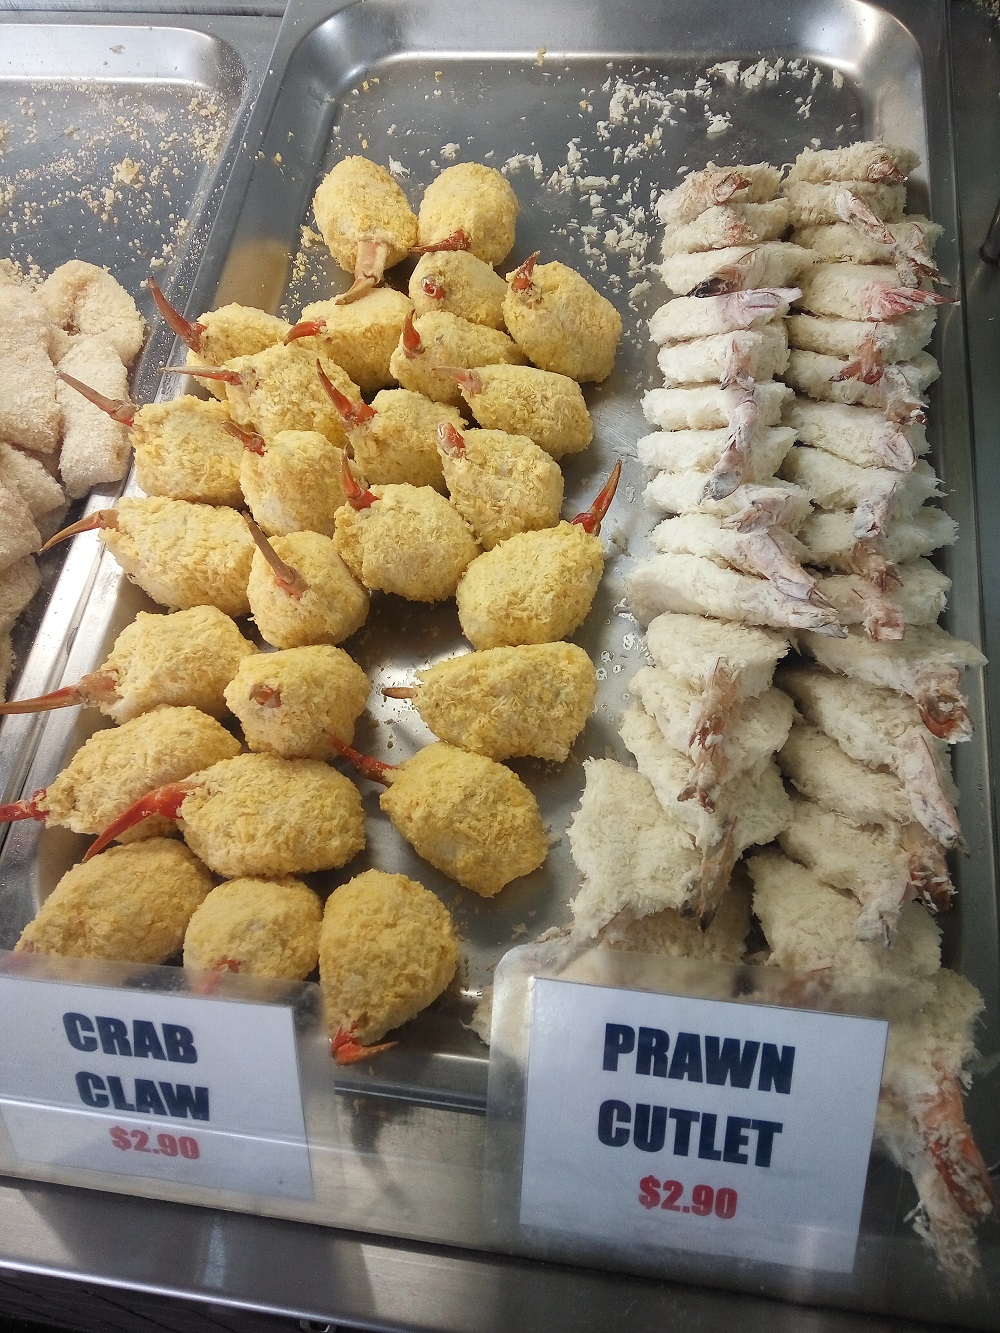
[243,513,310,599]
[689,248,761,298]
[833,329,885,385]
[864,285,957,322]
[0,791,48,826]
[82,780,191,862]
[849,538,902,593]
[284,318,327,343]
[419,275,447,301]
[913,666,974,744]
[317,362,376,427]
[571,460,622,535]
[39,508,119,553]
[224,419,267,456]
[340,454,379,511]
[149,277,206,352]
[56,372,137,425]
[0,672,118,717]
[327,734,396,785]
[411,228,471,255]
[336,237,391,305]
[701,388,758,501]
[509,250,540,294]
[902,822,955,913]
[330,1026,397,1066]
[851,582,905,642]
[898,732,962,849]
[436,421,466,459]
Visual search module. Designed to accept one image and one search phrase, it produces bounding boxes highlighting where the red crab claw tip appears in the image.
[285,319,326,343]
[0,791,48,825]
[330,1029,398,1065]
[161,365,242,386]
[412,229,471,255]
[437,366,482,396]
[211,957,242,973]
[436,421,466,457]
[56,372,136,425]
[148,277,206,352]
[223,419,267,455]
[572,460,622,535]
[401,310,422,357]
[340,453,378,510]
[510,251,540,292]
[249,683,282,708]
[0,671,118,716]
[317,363,375,425]
[420,276,447,301]
[243,514,309,599]
[83,781,191,862]
[39,509,119,553]
[325,734,396,785]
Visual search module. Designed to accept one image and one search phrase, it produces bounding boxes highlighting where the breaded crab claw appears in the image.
[149,278,289,398]
[183,877,322,981]
[319,870,459,1064]
[333,456,480,602]
[331,737,547,898]
[41,497,256,619]
[388,310,524,406]
[416,162,519,266]
[53,372,245,507]
[409,250,508,329]
[15,839,213,964]
[383,642,597,763]
[455,460,621,649]
[283,287,412,395]
[0,606,256,724]
[436,422,563,549]
[442,364,593,459]
[224,644,370,760]
[244,517,369,649]
[0,705,240,841]
[312,156,418,303]
[231,411,357,539]
[83,752,366,878]
[502,253,622,382]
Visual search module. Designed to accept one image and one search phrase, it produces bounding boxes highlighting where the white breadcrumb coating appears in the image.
[0,442,64,519]
[247,530,369,648]
[319,869,459,1045]
[786,141,919,185]
[792,216,942,266]
[657,326,789,386]
[784,348,938,410]
[780,449,941,516]
[55,335,131,498]
[16,839,212,963]
[184,876,322,980]
[782,181,906,227]
[812,561,950,630]
[797,506,956,570]
[783,398,927,471]
[778,718,914,829]
[656,164,782,227]
[0,480,41,569]
[0,281,60,453]
[660,199,790,257]
[0,557,41,635]
[133,397,243,507]
[645,610,788,699]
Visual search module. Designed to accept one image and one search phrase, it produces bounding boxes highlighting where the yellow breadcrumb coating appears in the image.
[319,869,459,1044]
[224,645,370,759]
[349,389,464,491]
[186,305,290,400]
[240,430,357,538]
[177,753,366,878]
[132,397,244,507]
[16,839,213,963]
[223,344,362,449]
[297,289,413,395]
[503,260,622,382]
[412,643,596,761]
[409,251,508,329]
[416,163,519,265]
[459,364,593,458]
[380,742,547,896]
[39,705,240,839]
[38,260,146,366]
[388,311,524,406]
[104,497,255,618]
[333,485,480,602]
[247,530,370,648]
[456,522,605,648]
[183,876,322,980]
[101,607,257,723]
[312,156,418,275]
[439,427,563,550]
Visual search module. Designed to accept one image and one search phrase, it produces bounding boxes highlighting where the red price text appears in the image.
[109,1126,200,1160]
[639,1175,737,1219]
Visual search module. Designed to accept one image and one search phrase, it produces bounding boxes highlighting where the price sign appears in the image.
[0,975,312,1200]
[519,978,887,1272]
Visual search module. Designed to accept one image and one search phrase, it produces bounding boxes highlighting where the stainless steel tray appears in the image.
[2,0,999,1325]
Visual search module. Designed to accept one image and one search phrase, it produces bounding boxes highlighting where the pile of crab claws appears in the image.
[83,781,192,863]
[39,509,119,554]
[571,459,623,536]
[148,277,206,351]
[330,1028,398,1065]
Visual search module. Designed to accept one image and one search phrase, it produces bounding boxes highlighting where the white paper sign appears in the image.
[0,976,312,1200]
[520,979,887,1272]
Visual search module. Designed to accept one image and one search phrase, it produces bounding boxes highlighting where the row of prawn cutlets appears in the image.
[0,156,625,1067]
[562,142,993,1284]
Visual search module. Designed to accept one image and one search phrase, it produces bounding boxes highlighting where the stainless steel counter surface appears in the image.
[1,1,999,1330]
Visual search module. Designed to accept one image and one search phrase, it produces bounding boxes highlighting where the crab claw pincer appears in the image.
[149,278,206,352]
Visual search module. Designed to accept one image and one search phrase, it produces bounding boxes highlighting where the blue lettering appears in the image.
[635,1027,670,1077]
[75,1071,108,1108]
[597,1099,631,1146]
[106,1075,135,1112]
[132,1021,167,1061]
[723,1115,752,1164]
[96,1016,132,1058]
[697,1112,722,1161]
[158,1082,210,1121]
[751,1119,783,1167]
[163,1025,198,1065]
[63,1013,97,1053]
[667,1031,703,1083]
[758,1044,795,1094]
[668,1107,699,1156]
[633,1103,667,1152]
[705,1036,760,1089]
[602,1024,635,1072]
[134,1079,168,1116]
